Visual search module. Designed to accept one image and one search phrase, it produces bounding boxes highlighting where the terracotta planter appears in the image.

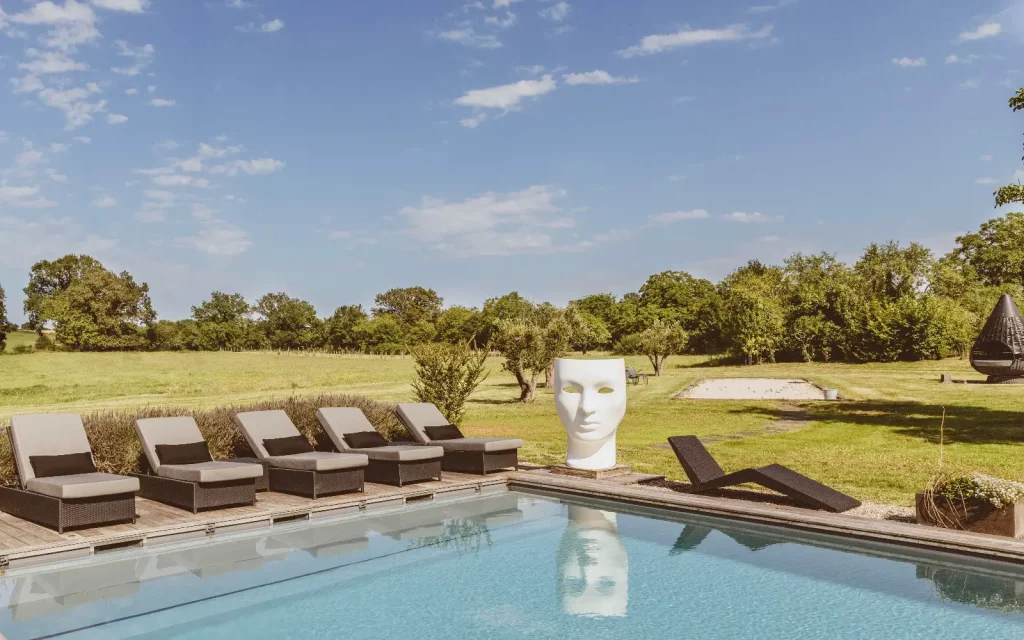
[916,492,1024,538]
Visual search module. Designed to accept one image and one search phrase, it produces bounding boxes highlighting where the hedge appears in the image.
[0,393,403,487]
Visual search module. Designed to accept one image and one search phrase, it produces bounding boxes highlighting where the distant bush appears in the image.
[411,342,488,426]
[0,393,403,486]
[9,345,34,355]
[34,333,55,351]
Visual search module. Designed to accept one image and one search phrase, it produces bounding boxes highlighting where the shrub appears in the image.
[34,333,55,351]
[10,345,34,355]
[0,393,403,486]
[937,473,1024,509]
[410,342,489,425]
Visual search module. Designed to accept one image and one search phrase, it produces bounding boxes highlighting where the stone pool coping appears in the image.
[508,470,1024,565]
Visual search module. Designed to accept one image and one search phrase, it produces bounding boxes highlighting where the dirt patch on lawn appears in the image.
[677,378,828,401]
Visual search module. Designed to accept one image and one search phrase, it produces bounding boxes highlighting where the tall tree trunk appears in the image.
[520,372,538,402]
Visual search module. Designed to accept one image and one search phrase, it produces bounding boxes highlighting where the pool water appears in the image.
[2,490,1024,639]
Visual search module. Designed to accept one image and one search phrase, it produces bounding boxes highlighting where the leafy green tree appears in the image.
[152,319,203,351]
[191,291,263,350]
[720,261,788,364]
[615,320,688,375]
[783,252,862,361]
[569,293,618,326]
[949,212,1024,287]
[489,299,578,402]
[435,306,486,345]
[23,254,103,330]
[479,291,537,345]
[372,287,443,326]
[0,282,7,352]
[323,305,368,350]
[357,315,405,353]
[571,310,611,354]
[638,271,723,352]
[39,262,156,351]
[994,88,1024,209]
[854,241,933,301]
[255,292,321,349]
[410,342,489,425]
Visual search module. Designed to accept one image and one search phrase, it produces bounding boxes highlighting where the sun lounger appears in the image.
[134,417,263,513]
[0,413,139,533]
[395,403,521,474]
[666,435,861,513]
[232,410,367,498]
[315,407,443,486]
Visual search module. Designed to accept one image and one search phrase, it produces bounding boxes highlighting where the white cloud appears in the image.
[143,189,174,201]
[958,22,1001,42]
[226,0,252,7]
[11,75,45,94]
[484,12,517,28]
[960,78,981,90]
[45,168,68,182]
[153,174,193,186]
[891,57,926,68]
[177,157,203,172]
[747,0,797,13]
[74,136,91,143]
[135,201,168,222]
[975,177,999,185]
[111,40,154,76]
[0,183,41,205]
[176,219,252,255]
[134,166,173,175]
[156,140,180,150]
[92,194,117,208]
[91,0,148,11]
[236,19,285,33]
[516,64,546,75]
[149,98,176,107]
[722,211,784,223]
[539,1,570,21]
[124,87,138,95]
[19,49,87,74]
[454,74,557,110]
[107,113,128,124]
[9,0,95,25]
[617,23,773,58]
[147,84,157,93]
[945,54,960,64]
[399,184,590,256]
[562,70,638,85]
[0,216,116,269]
[35,85,106,130]
[50,142,68,153]
[493,0,521,7]
[40,21,100,51]
[208,157,285,176]
[981,154,993,161]
[649,209,710,224]
[17,148,45,167]
[438,28,502,49]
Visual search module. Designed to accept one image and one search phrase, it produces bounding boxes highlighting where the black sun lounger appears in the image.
[666,435,861,513]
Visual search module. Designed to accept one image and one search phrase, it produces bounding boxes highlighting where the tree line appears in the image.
[1,87,1022,379]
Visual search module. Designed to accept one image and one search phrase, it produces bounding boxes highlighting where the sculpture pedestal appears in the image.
[550,465,633,480]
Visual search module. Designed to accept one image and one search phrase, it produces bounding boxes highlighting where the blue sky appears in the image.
[1,0,1023,322]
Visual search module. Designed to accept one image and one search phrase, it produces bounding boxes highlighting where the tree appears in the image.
[410,342,489,426]
[571,310,611,354]
[720,261,788,364]
[854,241,933,301]
[783,252,862,361]
[436,306,485,345]
[637,270,723,352]
[0,282,7,352]
[994,88,1024,209]
[492,318,548,402]
[950,212,1024,287]
[616,320,688,375]
[254,293,321,349]
[569,293,618,326]
[23,254,103,330]
[372,287,443,326]
[323,305,367,351]
[357,315,405,353]
[39,262,156,351]
[191,292,263,350]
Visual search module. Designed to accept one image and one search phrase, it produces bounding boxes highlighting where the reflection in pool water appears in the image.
[556,505,628,618]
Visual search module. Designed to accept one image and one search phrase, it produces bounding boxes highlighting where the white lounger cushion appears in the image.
[9,413,94,488]
[26,473,140,500]
[395,403,522,452]
[315,407,443,461]
[268,452,368,471]
[158,461,264,484]
[433,438,523,453]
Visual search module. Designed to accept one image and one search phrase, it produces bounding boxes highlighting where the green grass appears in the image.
[1,348,1022,505]
[2,330,37,352]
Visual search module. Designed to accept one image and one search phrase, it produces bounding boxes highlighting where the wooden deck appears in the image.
[0,472,508,570]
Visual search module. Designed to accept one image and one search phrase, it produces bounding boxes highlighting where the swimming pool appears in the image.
[2,490,1023,639]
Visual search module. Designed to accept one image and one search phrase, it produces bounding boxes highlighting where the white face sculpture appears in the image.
[554,358,627,470]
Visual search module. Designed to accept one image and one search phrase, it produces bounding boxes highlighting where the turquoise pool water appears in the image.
[2,490,1024,639]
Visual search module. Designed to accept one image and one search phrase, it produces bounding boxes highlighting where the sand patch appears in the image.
[679,378,827,401]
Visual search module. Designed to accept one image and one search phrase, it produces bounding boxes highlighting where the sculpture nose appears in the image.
[579,391,598,417]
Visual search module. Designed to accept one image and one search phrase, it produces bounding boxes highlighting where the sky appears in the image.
[1,0,1024,323]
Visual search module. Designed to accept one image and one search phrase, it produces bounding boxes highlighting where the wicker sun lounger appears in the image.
[315,407,443,486]
[667,435,861,513]
[134,417,263,513]
[232,410,367,498]
[0,413,139,533]
[395,403,521,474]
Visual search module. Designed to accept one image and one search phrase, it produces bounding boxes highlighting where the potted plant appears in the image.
[917,473,1024,538]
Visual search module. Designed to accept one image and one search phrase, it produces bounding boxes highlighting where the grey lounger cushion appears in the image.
[315,407,444,462]
[395,403,522,452]
[26,473,140,500]
[136,416,263,483]
[158,461,264,484]
[10,413,140,498]
[267,452,368,471]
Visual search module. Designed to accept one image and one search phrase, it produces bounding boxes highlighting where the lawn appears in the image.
[1,343,1022,505]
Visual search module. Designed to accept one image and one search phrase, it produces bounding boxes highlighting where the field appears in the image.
[1,333,1022,506]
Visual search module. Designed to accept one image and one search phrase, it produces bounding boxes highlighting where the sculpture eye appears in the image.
[562,385,582,394]
[598,387,615,394]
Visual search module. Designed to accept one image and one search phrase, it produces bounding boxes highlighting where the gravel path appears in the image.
[680,378,827,400]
